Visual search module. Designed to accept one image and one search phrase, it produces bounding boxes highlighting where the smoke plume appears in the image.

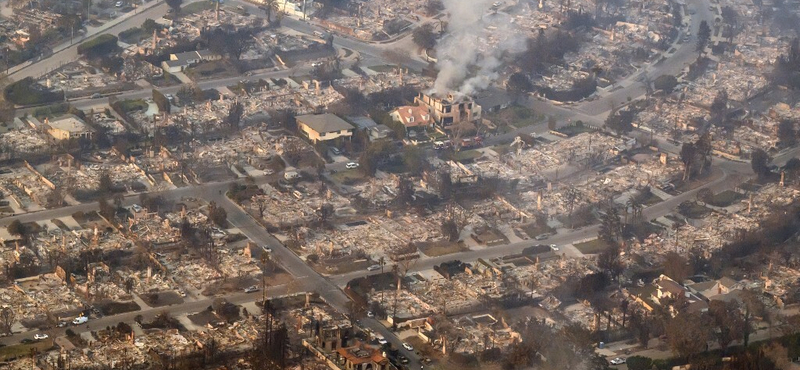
[432,0,527,96]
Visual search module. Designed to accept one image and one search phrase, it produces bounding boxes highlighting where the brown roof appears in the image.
[393,106,433,127]
[336,342,387,365]
[656,276,685,296]
[297,113,355,134]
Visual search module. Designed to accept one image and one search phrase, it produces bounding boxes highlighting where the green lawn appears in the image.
[0,339,54,361]
[115,99,148,113]
[486,105,545,128]
[330,169,367,185]
[521,222,556,239]
[181,1,216,14]
[640,191,663,206]
[709,190,744,207]
[678,202,713,219]
[678,201,713,219]
[556,124,596,137]
[574,238,612,254]
[450,150,482,162]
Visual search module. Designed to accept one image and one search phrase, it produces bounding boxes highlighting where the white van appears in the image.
[72,316,89,325]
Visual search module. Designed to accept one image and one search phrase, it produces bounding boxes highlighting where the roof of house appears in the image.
[347,116,378,130]
[296,113,354,133]
[371,124,393,134]
[170,49,215,64]
[690,280,719,293]
[171,51,201,63]
[655,275,685,296]
[336,342,387,365]
[718,276,738,289]
[392,105,432,127]
[48,115,93,133]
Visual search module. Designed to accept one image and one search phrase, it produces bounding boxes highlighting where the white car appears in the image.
[367,265,381,271]
[115,1,123,6]
[367,311,375,318]
[33,333,49,340]
[402,342,414,351]
[346,162,359,169]
[244,286,259,293]
[610,357,626,365]
[550,244,559,251]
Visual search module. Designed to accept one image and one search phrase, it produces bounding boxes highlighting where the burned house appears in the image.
[414,92,482,127]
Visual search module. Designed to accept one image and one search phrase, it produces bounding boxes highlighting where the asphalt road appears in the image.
[0,0,779,367]
[7,1,173,82]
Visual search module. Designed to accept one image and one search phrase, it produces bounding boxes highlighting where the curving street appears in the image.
[0,0,778,367]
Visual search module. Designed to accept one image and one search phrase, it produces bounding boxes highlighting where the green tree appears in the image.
[0,307,15,335]
[653,74,678,93]
[98,171,113,194]
[359,140,396,176]
[625,356,653,370]
[751,149,771,179]
[226,100,244,129]
[598,205,621,245]
[412,24,437,50]
[98,197,115,220]
[208,201,228,227]
[402,145,426,175]
[697,20,711,55]
[152,89,170,113]
[708,300,745,352]
[604,109,635,134]
[6,220,25,238]
[165,0,182,13]
[663,251,692,282]
[680,142,697,181]
[666,312,711,360]
[777,120,797,147]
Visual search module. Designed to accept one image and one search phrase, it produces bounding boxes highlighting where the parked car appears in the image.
[263,246,273,253]
[534,233,550,240]
[367,311,375,318]
[550,244,559,251]
[244,285,259,293]
[402,342,414,351]
[330,147,341,155]
[367,265,381,271]
[610,357,626,365]
[33,333,49,340]
[346,162,359,169]
[72,316,88,325]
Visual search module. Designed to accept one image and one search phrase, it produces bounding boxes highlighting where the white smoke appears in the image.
[432,0,528,96]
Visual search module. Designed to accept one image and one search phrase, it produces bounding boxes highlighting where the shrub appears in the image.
[3,78,64,106]
[77,34,118,57]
